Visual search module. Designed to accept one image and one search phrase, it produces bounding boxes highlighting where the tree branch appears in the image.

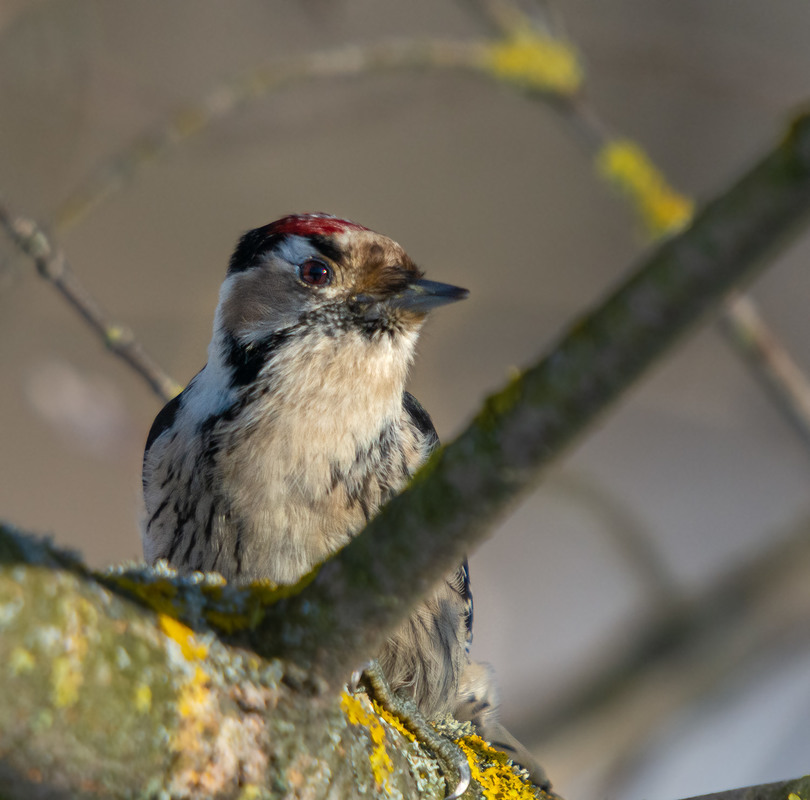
[682,777,810,800]
[225,111,810,683]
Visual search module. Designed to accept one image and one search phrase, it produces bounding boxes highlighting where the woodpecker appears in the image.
[142,213,548,792]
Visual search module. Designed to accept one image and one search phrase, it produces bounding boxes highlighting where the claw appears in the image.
[347,666,366,694]
[443,757,471,800]
[359,660,472,799]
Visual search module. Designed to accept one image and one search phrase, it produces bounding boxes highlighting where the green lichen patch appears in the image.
[101,560,320,637]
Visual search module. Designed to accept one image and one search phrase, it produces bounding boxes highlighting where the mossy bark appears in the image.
[2,527,809,800]
[0,526,541,799]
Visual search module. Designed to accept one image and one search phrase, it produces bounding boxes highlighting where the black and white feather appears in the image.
[142,214,471,718]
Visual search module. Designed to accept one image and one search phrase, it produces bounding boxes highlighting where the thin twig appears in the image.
[719,291,810,450]
[0,201,181,402]
[53,39,485,234]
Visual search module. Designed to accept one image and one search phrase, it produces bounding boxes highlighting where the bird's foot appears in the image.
[354,660,472,799]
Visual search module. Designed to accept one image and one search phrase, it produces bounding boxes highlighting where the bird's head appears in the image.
[215,213,468,345]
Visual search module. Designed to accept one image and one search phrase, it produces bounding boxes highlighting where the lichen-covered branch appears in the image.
[1,525,540,800]
[682,777,810,800]
[237,111,810,683]
[2,528,808,799]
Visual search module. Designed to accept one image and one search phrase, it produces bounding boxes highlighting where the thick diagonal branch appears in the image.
[235,112,810,682]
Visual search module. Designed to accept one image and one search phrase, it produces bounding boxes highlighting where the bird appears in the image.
[141,213,548,794]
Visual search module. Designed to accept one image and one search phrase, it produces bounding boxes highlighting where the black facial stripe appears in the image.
[224,330,291,387]
[228,229,282,274]
[308,234,342,265]
[228,226,343,277]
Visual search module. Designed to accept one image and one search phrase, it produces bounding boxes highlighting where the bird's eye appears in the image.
[299,259,332,287]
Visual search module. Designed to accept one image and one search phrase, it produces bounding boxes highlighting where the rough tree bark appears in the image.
[2,113,810,798]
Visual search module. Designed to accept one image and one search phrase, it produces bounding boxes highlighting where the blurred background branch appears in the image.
[0,200,180,401]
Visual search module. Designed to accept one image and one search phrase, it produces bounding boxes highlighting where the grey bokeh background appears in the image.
[2,2,810,798]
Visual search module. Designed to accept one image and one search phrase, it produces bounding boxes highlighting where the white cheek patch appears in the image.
[182,339,237,421]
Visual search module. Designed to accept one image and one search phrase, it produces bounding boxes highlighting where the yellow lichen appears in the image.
[371,698,416,743]
[134,682,153,713]
[597,139,694,238]
[158,613,208,661]
[457,734,538,800]
[340,692,394,790]
[51,655,82,708]
[108,566,321,637]
[178,666,212,720]
[168,663,222,794]
[50,599,92,709]
[113,575,182,616]
[9,646,35,675]
[202,567,320,632]
[485,30,583,96]
[788,794,803,800]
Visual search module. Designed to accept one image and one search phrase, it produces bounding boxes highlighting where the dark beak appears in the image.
[388,279,469,313]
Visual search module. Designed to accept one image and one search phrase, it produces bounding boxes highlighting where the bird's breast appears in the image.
[216,327,420,582]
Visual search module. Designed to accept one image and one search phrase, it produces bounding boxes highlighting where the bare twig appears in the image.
[53,39,486,234]
[719,291,810,450]
[0,201,181,402]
